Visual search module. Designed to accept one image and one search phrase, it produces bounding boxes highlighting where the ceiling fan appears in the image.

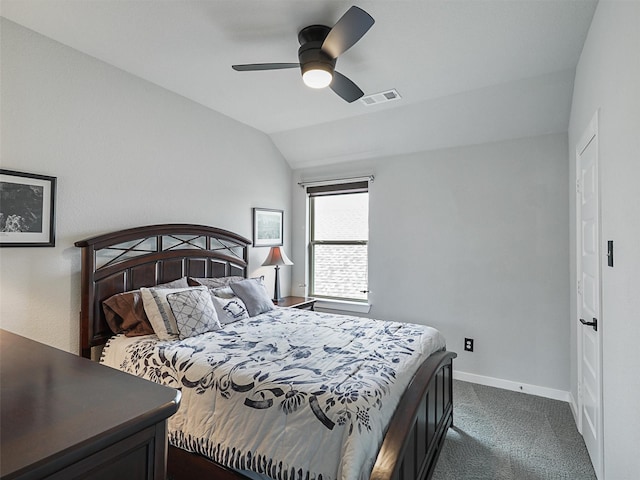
[232,6,374,103]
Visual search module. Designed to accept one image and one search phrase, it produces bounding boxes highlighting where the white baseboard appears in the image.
[453,370,571,403]
[568,392,580,427]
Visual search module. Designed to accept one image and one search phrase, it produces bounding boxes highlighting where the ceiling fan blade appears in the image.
[330,71,364,103]
[232,63,299,71]
[322,6,374,59]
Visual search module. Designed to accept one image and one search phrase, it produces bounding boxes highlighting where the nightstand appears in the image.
[274,296,316,310]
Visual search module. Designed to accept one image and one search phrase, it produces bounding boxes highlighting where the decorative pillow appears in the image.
[167,288,220,339]
[230,278,275,317]
[102,277,189,336]
[211,295,249,325]
[187,276,245,288]
[140,286,206,340]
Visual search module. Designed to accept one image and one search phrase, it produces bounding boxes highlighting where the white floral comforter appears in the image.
[101,308,446,480]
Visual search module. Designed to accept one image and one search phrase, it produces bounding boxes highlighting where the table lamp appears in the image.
[261,246,294,301]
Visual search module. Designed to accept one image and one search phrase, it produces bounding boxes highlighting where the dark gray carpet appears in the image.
[431,380,597,480]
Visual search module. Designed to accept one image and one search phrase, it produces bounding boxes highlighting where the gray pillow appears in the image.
[230,278,275,317]
[187,276,245,288]
[160,277,189,288]
[211,286,235,299]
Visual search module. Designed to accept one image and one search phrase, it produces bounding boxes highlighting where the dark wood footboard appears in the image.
[370,350,456,480]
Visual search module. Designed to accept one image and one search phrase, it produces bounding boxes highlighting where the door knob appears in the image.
[579,317,598,332]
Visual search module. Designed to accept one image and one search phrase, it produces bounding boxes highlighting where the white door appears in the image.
[576,112,603,478]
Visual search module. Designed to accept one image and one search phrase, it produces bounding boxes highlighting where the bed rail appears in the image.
[371,350,456,480]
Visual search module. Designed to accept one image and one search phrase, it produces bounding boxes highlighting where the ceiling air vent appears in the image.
[360,89,402,106]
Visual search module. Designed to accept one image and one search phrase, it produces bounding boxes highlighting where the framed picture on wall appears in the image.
[253,208,283,247]
[0,169,56,247]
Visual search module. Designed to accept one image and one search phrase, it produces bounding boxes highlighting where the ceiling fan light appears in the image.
[302,68,333,89]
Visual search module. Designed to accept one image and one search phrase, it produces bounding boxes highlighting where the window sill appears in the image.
[314,299,371,314]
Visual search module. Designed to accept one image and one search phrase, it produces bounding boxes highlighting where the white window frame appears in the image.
[307,181,369,305]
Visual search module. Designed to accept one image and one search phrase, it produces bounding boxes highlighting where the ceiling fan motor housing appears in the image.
[298,25,336,76]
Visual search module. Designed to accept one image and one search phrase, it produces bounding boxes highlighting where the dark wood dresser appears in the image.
[0,330,180,480]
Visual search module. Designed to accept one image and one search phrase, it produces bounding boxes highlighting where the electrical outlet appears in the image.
[464,338,474,352]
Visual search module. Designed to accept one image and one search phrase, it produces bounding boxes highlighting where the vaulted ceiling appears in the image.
[1,0,598,168]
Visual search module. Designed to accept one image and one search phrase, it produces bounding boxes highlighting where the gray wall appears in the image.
[0,19,292,353]
[293,133,570,392]
[568,2,640,478]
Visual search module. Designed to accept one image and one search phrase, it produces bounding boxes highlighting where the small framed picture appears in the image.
[253,208,283,247]
[0,169,56,247]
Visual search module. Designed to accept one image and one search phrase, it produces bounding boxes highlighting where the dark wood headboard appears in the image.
[75,224,251,358]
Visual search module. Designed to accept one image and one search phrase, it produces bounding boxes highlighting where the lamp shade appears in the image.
[262,246,294,266]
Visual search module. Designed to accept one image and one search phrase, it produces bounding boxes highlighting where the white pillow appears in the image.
[167,288,221,339]
[141,286,208,340]
[211,295,249,325]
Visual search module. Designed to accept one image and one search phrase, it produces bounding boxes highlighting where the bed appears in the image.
[75,224,456,480]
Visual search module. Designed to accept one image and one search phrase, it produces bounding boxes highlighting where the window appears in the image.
[308,181,369,302]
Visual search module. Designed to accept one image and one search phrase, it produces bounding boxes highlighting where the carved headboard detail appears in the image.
[75,224,251,358]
